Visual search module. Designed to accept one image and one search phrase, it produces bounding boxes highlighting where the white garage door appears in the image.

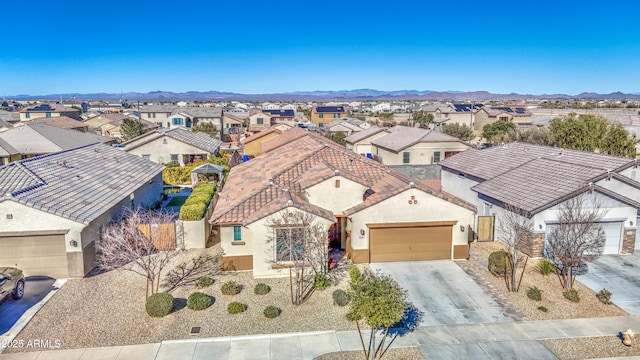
[546,221,623,255]
[602,222,623,254]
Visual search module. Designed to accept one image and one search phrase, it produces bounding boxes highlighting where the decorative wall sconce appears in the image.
[69,240,78,247]
[460,225,465,232]
[360,229,365,236]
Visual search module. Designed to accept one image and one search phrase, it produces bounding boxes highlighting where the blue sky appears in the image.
[2,0,639,96]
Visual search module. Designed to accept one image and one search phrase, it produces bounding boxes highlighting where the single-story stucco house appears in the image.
[439,143,640,257]
[0,143,164,278]
[210,130,476,277]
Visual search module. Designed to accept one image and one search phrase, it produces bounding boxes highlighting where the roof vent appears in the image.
[334,169,339,176]
[409,181,415,188]
[269,178,274,186]
[286,199,293,206]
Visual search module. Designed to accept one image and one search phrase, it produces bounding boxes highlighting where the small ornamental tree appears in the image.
[346,270,408,360]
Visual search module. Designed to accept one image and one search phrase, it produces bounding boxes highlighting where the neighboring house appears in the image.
[247,112,273,133]
[83,113,157,138]
[345,126,389,156]
[440,143,640,257]
[0,137,20,165]
[0,144,164,278]
[323,117,371,137]
[138,105,175,127]
[18,115,89,132]
[432,104,480,129]
[262,103,280,110]
[262,109,295,122]
[0,110,20,126]
[19,103,81,121]
[371,126,470,165]
[240,124,293,157]
[474,106,533,131]
[0,123,114,162]
[123,127,222,165]
[210,131,475,277]
[311,106,348,128]
[174,107,224,131]
[373,103,391,112]
[221,113,248,138]
[0,119,13,133]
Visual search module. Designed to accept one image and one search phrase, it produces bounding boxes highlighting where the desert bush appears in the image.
[197,276,215,288]
[537,305,549,313]
[179,202,208,221]
[527,286,542,301]
[348,265,363,283]
[254,283,271,295]
[187,292,213,311]
[332,289,351,306]
[228,301,247,314]
[536,259,556,276]
[597,288,613,305]
[315,273,329,290]
[263,305,281,318]
[145,292,174,318]
[563,288,580,302]
[488,251,511,277]
[221,280,241,295]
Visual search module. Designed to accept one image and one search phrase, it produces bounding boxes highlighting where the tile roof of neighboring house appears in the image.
[261,126,308,153]
[240,126,284,145]
[440,142,636,214]
[372,126,463,152]
[345,125,387,144]
[211,132,475,226]
[0,144,164,224]
[0,137,19,156]
[324,118,366,130]
[439,142,632,181]
[175,107,223,118]
[84,114,157,129]
[0,111,19,123]
[480,106,532,117]
[224,113,249,122]
[0,119,13,129]
[263,109,294,117]
[20,103,80,114]
[0,123,113,154]
[24,116,87,129]
[123,127,222,153]
[314,106,346,113]
[139,105,177,113]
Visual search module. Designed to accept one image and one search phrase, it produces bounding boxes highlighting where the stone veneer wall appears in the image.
[623,228,636,254]
[521,232,546,258]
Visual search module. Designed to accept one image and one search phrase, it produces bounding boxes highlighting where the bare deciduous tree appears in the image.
[162,250,223,292]
[97,209,183,299]
[545,193,607,289]
[497,204,535,292]
[265,209,329,305]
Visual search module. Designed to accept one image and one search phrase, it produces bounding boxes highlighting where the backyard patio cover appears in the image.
[190,163,225,185]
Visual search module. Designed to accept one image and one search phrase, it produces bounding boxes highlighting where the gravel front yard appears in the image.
[466,241,628,320]
[315,347,425,360]
[5,246,356,353]
[541,336,640,360]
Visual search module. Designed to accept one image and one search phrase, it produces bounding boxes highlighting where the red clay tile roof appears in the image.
[211,131,475,225]
[240,126,283,145]
[261,126,308,153]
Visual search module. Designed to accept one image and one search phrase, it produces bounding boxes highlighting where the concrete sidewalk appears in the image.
[3,316,640,359]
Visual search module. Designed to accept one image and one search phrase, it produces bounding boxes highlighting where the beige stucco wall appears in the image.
[126,136,210,165]
[141,112,172,126]
[374,141,469,165]
[305,176,368,214]
[444,112,474,127]
[248,113,271,127]
[348,188,475,256]
[220,208,334,278]
[349,131,388,155]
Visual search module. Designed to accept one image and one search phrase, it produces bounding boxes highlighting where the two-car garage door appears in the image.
[369,222,454,262]
[0,232,68,278]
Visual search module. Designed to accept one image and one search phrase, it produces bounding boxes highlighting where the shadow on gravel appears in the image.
[173,298,187,312]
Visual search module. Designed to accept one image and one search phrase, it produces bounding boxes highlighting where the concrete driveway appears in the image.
[370,261,513,327]
[577,253,640,315]
[0,276,56,335]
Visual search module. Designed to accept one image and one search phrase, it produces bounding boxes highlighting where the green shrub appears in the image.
[145,292,174,318]
[315,273,329,290]
[537,305,549,313]
[597,288,613,305]
[263,305,281,318]
[536,259,556,276]
[193,184,216,197]
[221,280,240,295]
[179,202,207,221]
[332,289,351,306]
[227,301,247,314]
[187,292,213,311]
[254,283,271,295]
[488,251,511,277]
[527,286,542,301]
[184,193,211,205]
[164,161,180,168]
[348,265,363,283]
[197,276,215,288]
[563,288,580,302]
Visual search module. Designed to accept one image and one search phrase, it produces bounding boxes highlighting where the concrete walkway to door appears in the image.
[371,261,514,326]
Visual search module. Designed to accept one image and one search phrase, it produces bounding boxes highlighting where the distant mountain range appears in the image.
[9,89,640,102]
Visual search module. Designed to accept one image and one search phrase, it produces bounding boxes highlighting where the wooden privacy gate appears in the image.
[137,223,177,250]
[477,216,495,242]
